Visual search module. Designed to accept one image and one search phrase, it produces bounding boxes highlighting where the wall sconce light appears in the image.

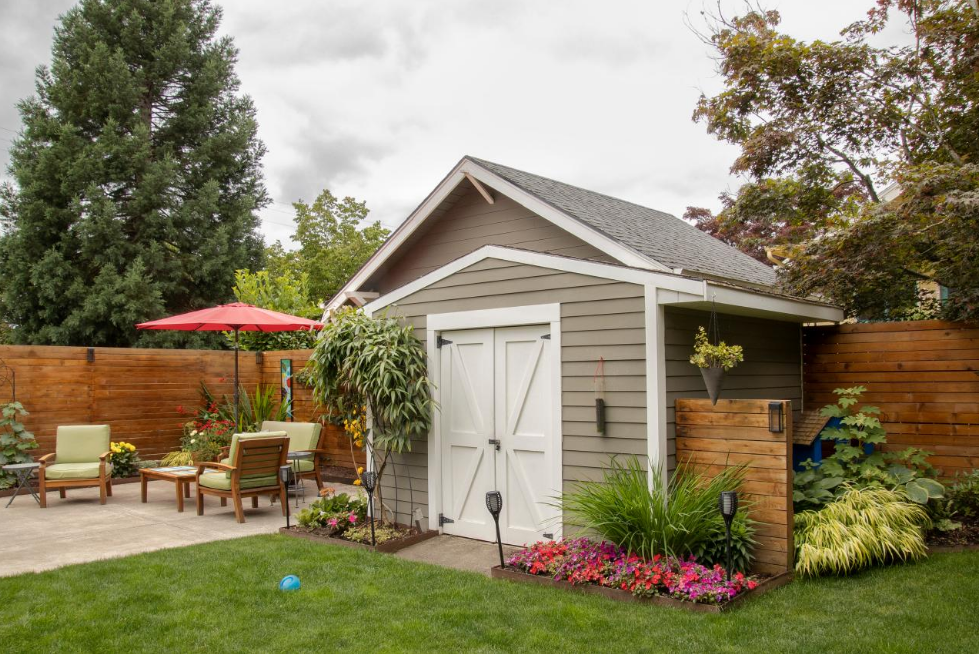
[485,491,505,569]
[718,490,738,581]
[279,465,295,528]
[768,401,784,433]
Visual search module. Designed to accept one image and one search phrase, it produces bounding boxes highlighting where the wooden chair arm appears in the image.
[38,453,55,468]
[199,461,235,473]
[218,446,230,459]
[99,451,111,462]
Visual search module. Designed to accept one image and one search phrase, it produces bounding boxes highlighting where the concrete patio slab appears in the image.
[395,534,520,576]
[0,478,357,577]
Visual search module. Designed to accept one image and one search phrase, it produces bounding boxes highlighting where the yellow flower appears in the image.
[353,479,361,486]
[357,466,364,474]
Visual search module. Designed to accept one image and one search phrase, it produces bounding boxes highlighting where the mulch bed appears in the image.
[318,465,357,484]
[279,524,438,553]
[927,516,979,551]
[490,566,792,613]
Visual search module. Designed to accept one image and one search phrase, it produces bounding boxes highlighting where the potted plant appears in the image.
[689,326,743,405]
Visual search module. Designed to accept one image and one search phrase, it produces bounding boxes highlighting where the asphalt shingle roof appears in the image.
[468,157,777,288]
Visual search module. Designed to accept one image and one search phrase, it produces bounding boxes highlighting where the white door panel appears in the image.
[439,329,495,540]
[439,323,558,546]
[495,325,559,546]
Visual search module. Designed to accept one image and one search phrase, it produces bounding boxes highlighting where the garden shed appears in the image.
[326,156,843,545]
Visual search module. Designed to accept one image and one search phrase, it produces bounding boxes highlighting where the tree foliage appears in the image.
[691,1,979,320]
[0,0,267,346]
[306,308,433,455]
[228,269,320,351]
[265,189,389,306]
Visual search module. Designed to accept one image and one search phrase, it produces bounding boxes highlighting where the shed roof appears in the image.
[468,157,778,288]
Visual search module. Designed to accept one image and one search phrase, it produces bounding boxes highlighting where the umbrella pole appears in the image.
[234,329,240,432]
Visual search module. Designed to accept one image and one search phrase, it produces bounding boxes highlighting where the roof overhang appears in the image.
[325,157,668,312]
[362,245,844,324]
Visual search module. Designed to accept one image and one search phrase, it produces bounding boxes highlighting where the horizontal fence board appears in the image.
[804,321,979,478]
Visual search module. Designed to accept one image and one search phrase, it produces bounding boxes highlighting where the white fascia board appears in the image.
[427,303,560,331]
[363,245,702,314]
[463,163,669,273]
[656,279,844,323]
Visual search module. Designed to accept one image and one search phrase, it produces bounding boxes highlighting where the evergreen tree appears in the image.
[0,0,267,347]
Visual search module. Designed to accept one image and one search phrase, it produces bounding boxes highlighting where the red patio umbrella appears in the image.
[136,303,324,429]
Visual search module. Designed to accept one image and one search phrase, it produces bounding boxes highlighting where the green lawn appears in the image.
[0,536,976,653]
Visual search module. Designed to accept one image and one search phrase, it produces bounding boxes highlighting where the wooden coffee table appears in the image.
[139,466,198,512]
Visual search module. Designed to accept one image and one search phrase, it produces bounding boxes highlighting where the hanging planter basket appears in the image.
[690,299,743,406]
[700,366,726,406]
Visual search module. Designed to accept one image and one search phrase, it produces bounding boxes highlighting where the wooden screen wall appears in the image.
[804,320,979,478]
[675,398,794,575]
[0,345,358,467]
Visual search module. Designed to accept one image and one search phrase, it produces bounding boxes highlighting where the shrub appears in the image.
[793,387,944,511]
[507,537,758,605]
[946,469,979,521]
[296,488,368,536]
[691,513,757,574]
[561,456,749,561]
[794,486,930,576]
[0,402,38,489]
[108,442,140,478]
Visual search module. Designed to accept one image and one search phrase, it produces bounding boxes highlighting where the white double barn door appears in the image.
[439,324,559,546]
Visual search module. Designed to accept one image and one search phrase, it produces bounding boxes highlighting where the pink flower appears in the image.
[327,518,338,528]
[348,514,358,524]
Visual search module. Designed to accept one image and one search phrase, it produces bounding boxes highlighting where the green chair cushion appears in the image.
[198,471,278,491]
[288,459,314,472]
[55,425,110,464]
[261,421,321,452]
[45,462,111,480]
[220,457,231,466]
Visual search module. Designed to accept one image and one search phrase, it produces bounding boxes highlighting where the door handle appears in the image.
[488,438,501,451]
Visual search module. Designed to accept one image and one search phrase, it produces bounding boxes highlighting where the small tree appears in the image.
[228,269,320,351]
[305,308,433,516]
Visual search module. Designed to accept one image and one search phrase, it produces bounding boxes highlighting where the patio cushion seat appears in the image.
[220,458,230,466]
[261,421,321,453]
[44,462,112,480]
[198,472,278,491]
[288,459,314,472]
[55,425,110,463]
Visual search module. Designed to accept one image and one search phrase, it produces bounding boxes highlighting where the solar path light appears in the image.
[719,490,739,581]
[486,491,505,569]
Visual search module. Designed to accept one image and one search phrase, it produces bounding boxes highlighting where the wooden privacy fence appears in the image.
[675,398,793,575]
[804,320,979,478]
[0,345,360,469]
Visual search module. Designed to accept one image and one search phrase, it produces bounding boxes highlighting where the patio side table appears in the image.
[3,462,41,508]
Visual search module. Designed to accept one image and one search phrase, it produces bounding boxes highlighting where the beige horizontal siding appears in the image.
[665,307,802,470]
[378,259,647,525]
[376,185,615,294]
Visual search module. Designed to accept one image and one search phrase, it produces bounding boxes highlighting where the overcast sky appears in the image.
[0,1,906,247]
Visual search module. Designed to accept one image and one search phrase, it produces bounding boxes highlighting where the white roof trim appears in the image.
[324,157,668,312]
[362,245,842,323]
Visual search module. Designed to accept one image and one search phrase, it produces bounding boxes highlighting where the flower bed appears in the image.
[279,524,438,553]
[496,538,789,612]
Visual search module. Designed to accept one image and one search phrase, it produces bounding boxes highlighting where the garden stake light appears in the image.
[485,491,505,569]
[280,465,294,529]
[719,490,738,581]
[362,471,377,547]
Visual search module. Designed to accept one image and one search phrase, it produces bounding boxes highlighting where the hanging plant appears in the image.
[689,306,744,406]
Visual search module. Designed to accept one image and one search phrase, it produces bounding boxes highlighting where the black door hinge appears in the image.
[541,334,551,340]
[543,532,554,540]
[438,513,454,526]
[437,335,453,349]
[488,438,501,451]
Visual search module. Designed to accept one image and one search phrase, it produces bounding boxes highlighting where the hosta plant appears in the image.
[794,486,930,577]
[691,513,757,574]
[793,387,944,510]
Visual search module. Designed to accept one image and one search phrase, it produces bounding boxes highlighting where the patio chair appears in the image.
[196,432,289,523]
[37,425,113,508]
[260,420,325,490]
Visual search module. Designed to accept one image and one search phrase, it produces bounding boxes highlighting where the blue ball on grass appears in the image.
[278,575,301,591]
